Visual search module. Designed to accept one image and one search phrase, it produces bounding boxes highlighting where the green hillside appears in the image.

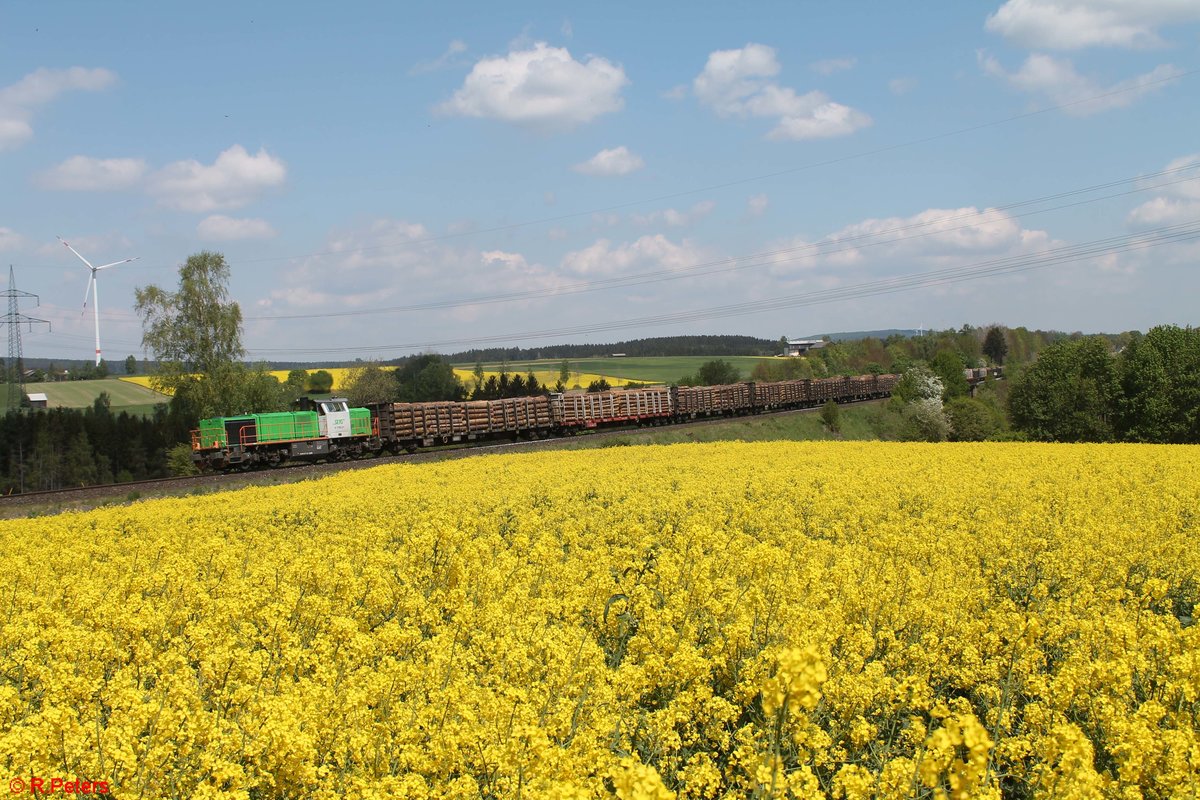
[24,378,169,415]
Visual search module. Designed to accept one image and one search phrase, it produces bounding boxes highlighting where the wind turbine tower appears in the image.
[58,237,138,366]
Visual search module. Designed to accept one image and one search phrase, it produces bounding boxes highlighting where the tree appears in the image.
[930,350,969,400]
[306,370,334,393]
[982,326,1009,366]
[344,363,397,406]
[697,359,740,385]
[1008,337,1117,442]
[395,354,463,402]
[135,251,248,420]
[820,401,841,433]
[893,366,943,404]
[473,360,486,395]
[124,355,137,375]
[587,378,611,393]
[284,369,308,399]
[1114,325,1200,443]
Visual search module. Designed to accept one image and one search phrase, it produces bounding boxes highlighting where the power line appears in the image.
[241,167,1199,322]
[244,220,1200,356]
[36,163,1200,333]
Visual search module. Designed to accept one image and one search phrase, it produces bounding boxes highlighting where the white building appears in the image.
[784,339,827,356]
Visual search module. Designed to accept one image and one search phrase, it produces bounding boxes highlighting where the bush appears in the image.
[167,443,200,476]
[820,401,841,433]
[946,397,1002,442]
[899,398,951,442]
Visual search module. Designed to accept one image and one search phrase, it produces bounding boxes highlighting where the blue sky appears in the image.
[2,1,1198,362]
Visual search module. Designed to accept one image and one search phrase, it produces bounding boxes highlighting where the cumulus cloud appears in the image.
[1127,153,1200,226]
[765,206,1058,279]
[980,52,1181,114]
[437,42,627,131]
[811,57,856,75]
[572,146,644,176]
[986,0,1200,50]
[889,77,917,95]
[632,201,716,228]
[561,234,708,277]
[197,215,277,241]
[147,145,286,212]
[37,156,147,190]
[255,219,566,323]
[0,67,116,151]
[693,43,871,140]
[747,194,769,216]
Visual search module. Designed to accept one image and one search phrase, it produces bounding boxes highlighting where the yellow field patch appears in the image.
[2,442,1197,796]
[121,367,396,395]
[453,368,643,389]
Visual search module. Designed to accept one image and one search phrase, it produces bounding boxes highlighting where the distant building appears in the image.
[610,353,626,357]
[784,339,827,356]
[27,393,48,408]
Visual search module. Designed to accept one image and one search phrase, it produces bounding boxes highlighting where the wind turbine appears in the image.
[58,237,138,366]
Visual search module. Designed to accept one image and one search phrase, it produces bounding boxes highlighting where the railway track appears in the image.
[0,399,880,516]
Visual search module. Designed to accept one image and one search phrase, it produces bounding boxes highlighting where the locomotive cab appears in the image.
[316,397,354,439]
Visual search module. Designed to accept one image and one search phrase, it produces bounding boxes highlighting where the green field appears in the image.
[455,355,782,384]
[24,378,169,413]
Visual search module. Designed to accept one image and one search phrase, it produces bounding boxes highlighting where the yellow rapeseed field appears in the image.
[452,369,640,388]
[121,368,378,395]
[0,442,1197,798]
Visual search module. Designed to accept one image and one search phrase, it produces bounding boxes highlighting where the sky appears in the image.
[1,1,1198,363]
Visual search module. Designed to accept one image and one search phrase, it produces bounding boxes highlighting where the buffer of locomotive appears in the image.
[190,369,1000,471]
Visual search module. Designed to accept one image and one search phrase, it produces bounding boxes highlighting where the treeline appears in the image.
[0,396,172,493]
[442,335,780,363]
[1008,325,1200,443]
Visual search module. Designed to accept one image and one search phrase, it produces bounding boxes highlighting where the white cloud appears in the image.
[889,77,918,95]
[0,227,26,252]
[632,201,716,228]
[572,146,645,176]
[1127,196,1200,226]
[979,52,1181,114]
[409,40,468,75]
[197,215,277,240]
[986,0,1200,50]
[37,156,147,191]
[1127,153,1200,226]
[747,194,769,216]
[437,42,627,131]
[693,43,871,140]
[256,219,567,323]
[662,84,689,101]
[147,145,287,212]
[766,207,1058,279]
[561,234,708,277]
[811,57,856,75]
[0,67,116,151]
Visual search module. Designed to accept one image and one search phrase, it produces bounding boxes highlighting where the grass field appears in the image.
[454,355,782,384]
[24,378,169,411]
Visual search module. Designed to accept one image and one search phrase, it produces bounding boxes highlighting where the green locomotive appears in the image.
[192,397,377,470]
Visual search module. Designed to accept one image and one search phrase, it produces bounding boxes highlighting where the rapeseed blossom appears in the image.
[0,441,1196,798]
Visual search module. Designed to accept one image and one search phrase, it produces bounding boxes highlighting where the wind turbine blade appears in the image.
[58,237,96,271]
[82,275,93,314]
[94,257,138,270]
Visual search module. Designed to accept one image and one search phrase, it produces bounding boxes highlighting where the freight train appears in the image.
[190,369,998,471]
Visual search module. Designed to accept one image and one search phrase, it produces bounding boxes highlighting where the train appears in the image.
[190,368,1000,471]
